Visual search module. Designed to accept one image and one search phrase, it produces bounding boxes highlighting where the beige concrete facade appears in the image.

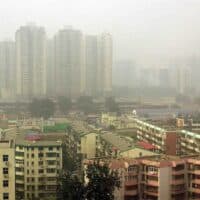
[81,132,99,159]
[15,137,62,200]
[0,140,15,200]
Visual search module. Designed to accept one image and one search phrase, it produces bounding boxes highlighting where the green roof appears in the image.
[43,123,70,133]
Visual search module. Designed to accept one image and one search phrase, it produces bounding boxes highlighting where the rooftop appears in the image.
[0,140,14,148]
[120,147,157,158]
[101,132,134,152]
[15,132,62,147]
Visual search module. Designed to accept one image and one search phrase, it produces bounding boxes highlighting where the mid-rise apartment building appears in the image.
[133,118,182,155]
[187,156,200,199]
[108,155,200,200]
[0,139,15,200]
[15,133,62,200]
[179,130,200,155]
[80,132,99,159]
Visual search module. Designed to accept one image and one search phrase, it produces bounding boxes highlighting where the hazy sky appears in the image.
[1,0,200,65]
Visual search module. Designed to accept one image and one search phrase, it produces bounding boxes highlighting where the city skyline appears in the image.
[0,23,113,100]
[1,0,200,64]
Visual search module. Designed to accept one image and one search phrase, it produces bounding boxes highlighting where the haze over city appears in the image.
[1,0,200,63]
[1,1,200,200]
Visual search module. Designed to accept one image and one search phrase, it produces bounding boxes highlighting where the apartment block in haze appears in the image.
[15,133,62,200]
[0,41,15,99]
[54,27,85,99]
[16,23,46,99]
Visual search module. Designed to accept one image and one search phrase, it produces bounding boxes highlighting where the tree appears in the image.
[58,96,72,115]
[60,162,120,200]
[59,173,85,200]
[108,125,116,131]
[77,96,96,114]
[105,97,119,113]
[29,98,55,119]
[85,161,120,200]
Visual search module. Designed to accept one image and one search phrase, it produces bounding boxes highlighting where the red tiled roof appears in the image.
[137,141,157,150]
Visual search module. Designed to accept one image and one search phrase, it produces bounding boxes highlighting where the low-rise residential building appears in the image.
[133,118,182,155]
[80,132,99,159]
[179,130,200,155]
[98,132,134,158]
[101,113,136,129]
[187,156,200,199]
[109,155,200,200]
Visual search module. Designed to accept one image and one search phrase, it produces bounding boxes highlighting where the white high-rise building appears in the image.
[98,33,112,96]
[54,27,85,99]
[85,33,113,97]
[46,39,55,97]
[16,24,46,99]
[0,41,15,99]
[85,35,98,97]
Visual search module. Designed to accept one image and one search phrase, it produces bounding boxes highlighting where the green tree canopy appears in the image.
[29,98,55,119]
[105,97,119,113]
[77,96,96,114]
[59,173,85,200]
[85,161,120,200]
[60,161,120,200]
[57,96,72,114]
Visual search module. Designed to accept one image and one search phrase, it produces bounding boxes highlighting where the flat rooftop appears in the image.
[15,133,62,147]
[101,132,134,152]
[0,140,14,148]
[120,147,157,158]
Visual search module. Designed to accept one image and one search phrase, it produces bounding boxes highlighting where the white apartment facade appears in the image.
[16,24,46,99]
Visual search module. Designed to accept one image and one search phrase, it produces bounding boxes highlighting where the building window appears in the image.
[48,147,53,151]
[47,160,56,165]
[38,153,43,157]
[38,147,43,151]
[46,152,57,157]
[3,155,8,162]
[46,168,56,173]
[31,154,34,158]
[3,193,9,200]
[38,169,44,174]
[38,161,43,166]
[27,169,29,174]
[3,180,8,187]
[3,168,8,175]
